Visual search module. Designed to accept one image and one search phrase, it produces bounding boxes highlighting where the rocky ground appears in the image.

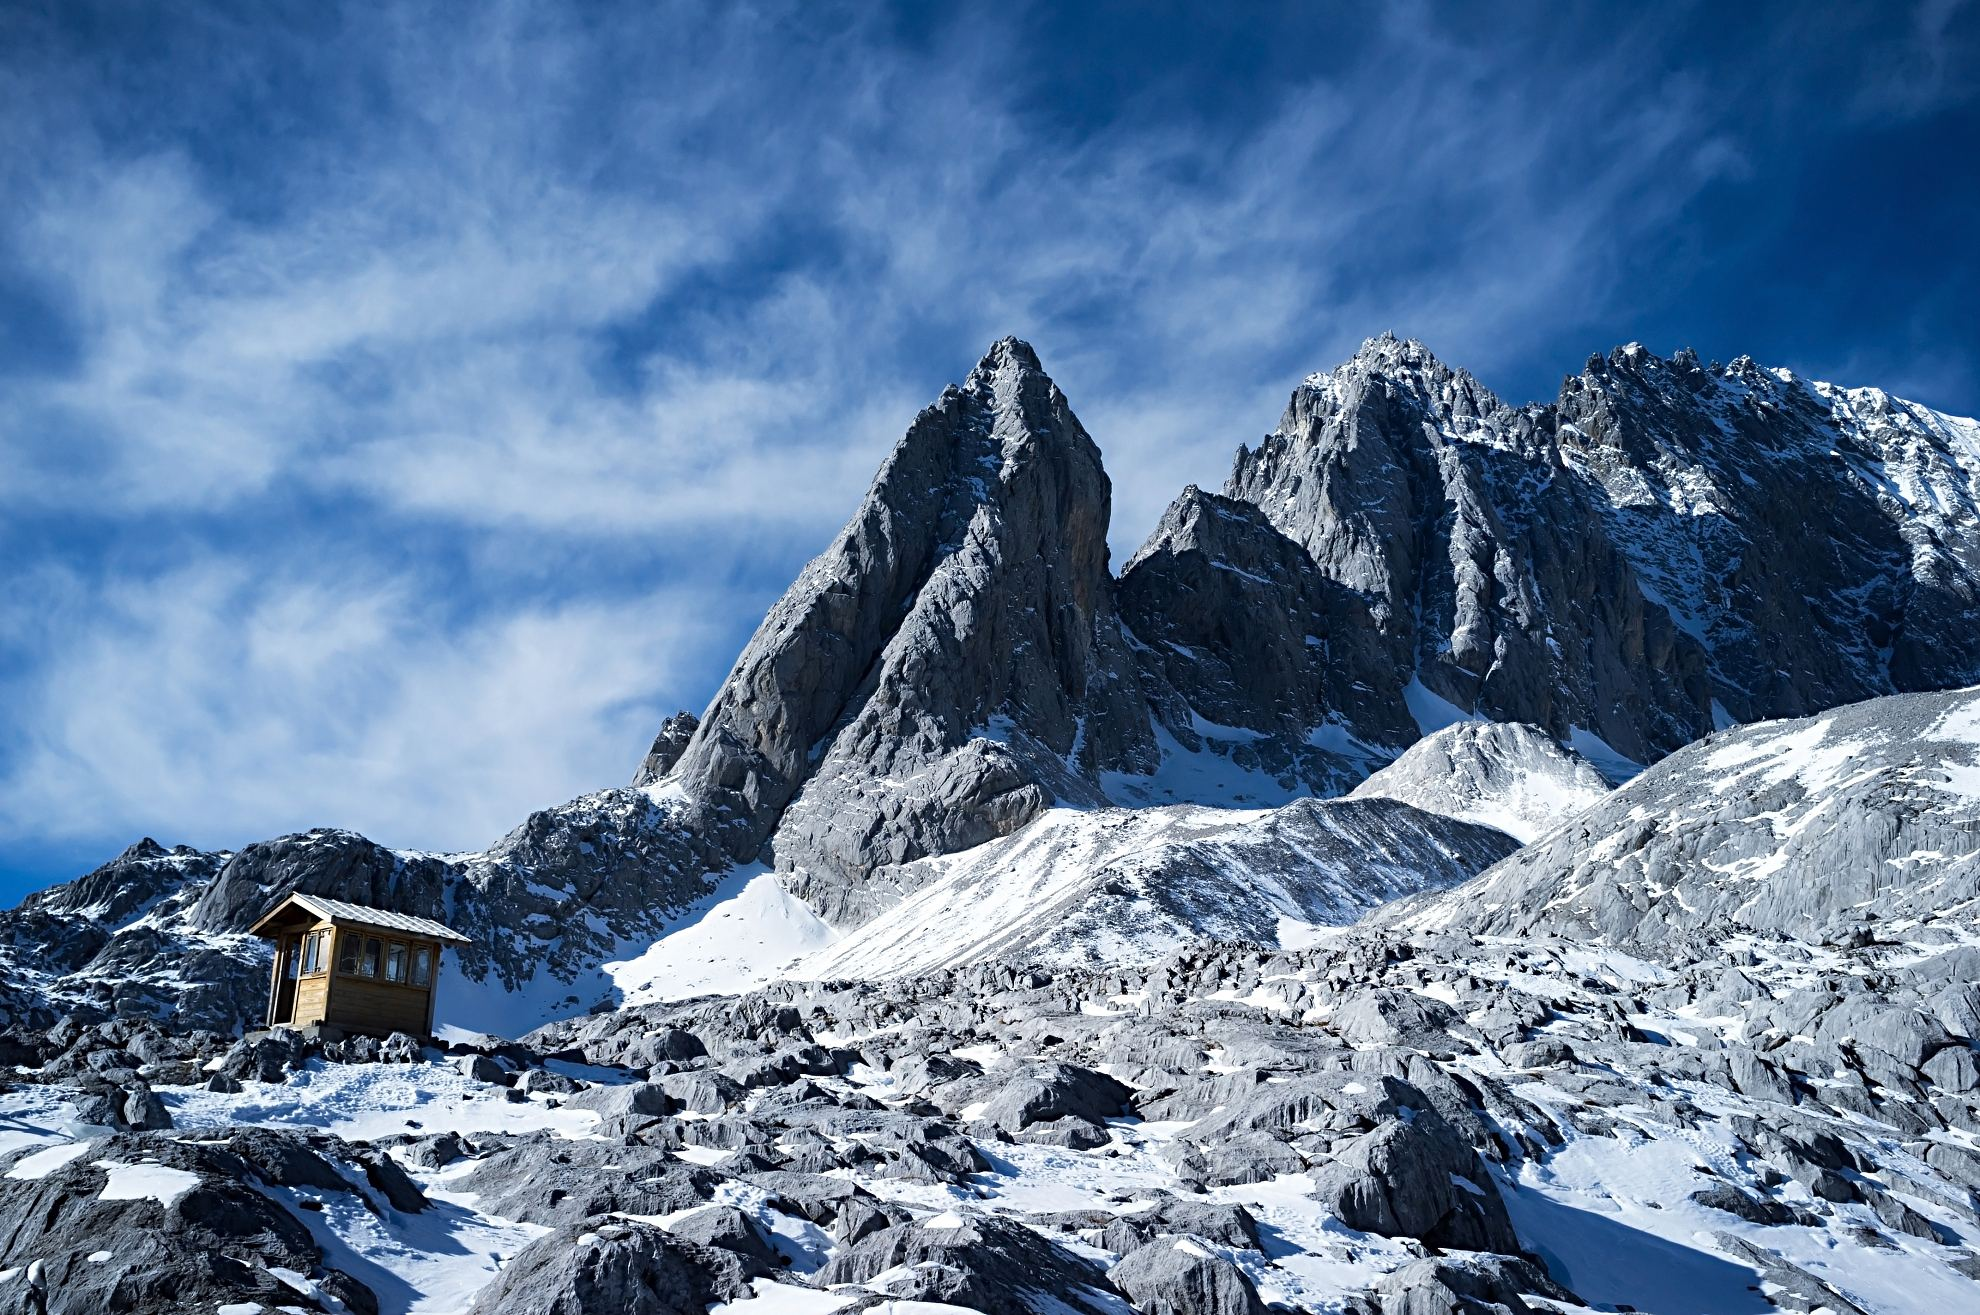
[5,906,1978,1315]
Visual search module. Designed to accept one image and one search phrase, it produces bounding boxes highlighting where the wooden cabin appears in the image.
[249,892,470,1040]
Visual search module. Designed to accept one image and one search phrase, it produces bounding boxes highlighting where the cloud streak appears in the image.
[1,0,1974,894]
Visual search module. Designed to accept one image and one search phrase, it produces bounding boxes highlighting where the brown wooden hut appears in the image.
[249,892,470,1040]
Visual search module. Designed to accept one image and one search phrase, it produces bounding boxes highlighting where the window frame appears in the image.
[332,929,437,989]
[300,929,327,976]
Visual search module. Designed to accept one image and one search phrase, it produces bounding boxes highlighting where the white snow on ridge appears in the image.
[795,797,1513,981]
[1348,722,1611,843]
[95,1160,201,1207]
[602,867,837,1007]
[433,865,835,1034]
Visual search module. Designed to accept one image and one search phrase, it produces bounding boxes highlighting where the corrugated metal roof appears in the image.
[284,892,471,944]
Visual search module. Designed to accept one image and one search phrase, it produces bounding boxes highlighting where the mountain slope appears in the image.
[663,337,1157,925]
[793,797,1516,979]
[10,334,1980,1038]
[1387,685,1980,953]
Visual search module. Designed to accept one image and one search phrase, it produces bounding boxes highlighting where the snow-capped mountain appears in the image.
[9,335,1980,1315]
[7,334,1980,1037]
[1344,720,1612,843]
[793,796,1517,980]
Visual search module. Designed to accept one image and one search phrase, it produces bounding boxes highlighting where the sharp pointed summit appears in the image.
[656,337,1157,924]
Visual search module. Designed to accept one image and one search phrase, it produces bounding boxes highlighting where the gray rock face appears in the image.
[1111,1237,1268,1315]
[452,1137,719,1227]
[189,827,450,935]
[0,840,247,1033]
[972,1060,1135,1136]
[1308,1109,1519,1252]
[1227,334,1980,762]
[1118,484,1415,796]
[463,1217,753,1315]
[0,1130,379,1315]
[665,337,1157,925]
[1395,686,1980,952]
[633,710,701,788]
[1366,1255,1579,1315]
[816,1212,1122,1315]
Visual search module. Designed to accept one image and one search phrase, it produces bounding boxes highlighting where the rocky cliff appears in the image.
[1224,334,1980,763]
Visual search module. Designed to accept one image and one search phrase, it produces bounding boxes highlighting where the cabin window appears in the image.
[410,945,433,987]
[384,941,407,983]
[359,936,383,978]
[301,930,326,975]
[337,932,359,974]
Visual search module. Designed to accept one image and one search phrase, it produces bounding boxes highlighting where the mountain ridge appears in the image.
[7,332,1980,1035]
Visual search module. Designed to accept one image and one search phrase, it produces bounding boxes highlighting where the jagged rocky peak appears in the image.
[1118,484,1415,793]
[1291,330,1509,428]
[654,336,1156,925]
[1224,332,1980,765]
[631,710,699,788]
[1227,336,1706,764]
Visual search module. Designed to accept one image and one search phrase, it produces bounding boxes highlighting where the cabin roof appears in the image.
[249,891,471,945]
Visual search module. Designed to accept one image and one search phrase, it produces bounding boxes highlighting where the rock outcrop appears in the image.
[1226,334,1980,763]
[662,337,1158,924]
[1118,485,1415,797]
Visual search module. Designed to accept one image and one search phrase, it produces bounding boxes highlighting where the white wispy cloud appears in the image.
[0,557,727,854]
[0,0,1969,880]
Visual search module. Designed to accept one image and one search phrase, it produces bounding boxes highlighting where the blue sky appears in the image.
[2,0,1976,904]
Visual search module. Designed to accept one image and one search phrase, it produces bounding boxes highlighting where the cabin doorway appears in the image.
[269,933,300,1025]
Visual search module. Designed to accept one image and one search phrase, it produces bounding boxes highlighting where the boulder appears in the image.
[1309,1111,1517,1252]
[665,1204,785,1274]
[975,1061,1136,1135]
[1111,1237,1267,1315]
[658,1071,745,1115]
[1367,1254,1579,1315]
[0,1132,376,1315]
[465,1218,752,1315]
[818,1211,1122,1315]
[565,1080,675,1119]
[1333,989,1468,1054]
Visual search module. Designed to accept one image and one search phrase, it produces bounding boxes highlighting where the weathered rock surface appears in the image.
[0,1130,380,1315]
[666,337,1159,925]
[1119,484,1415,797]
[817,1211,1123,1315]
[1393,686,1980,953]
[463,1217,753,1315]
[1227,334,1980,764]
